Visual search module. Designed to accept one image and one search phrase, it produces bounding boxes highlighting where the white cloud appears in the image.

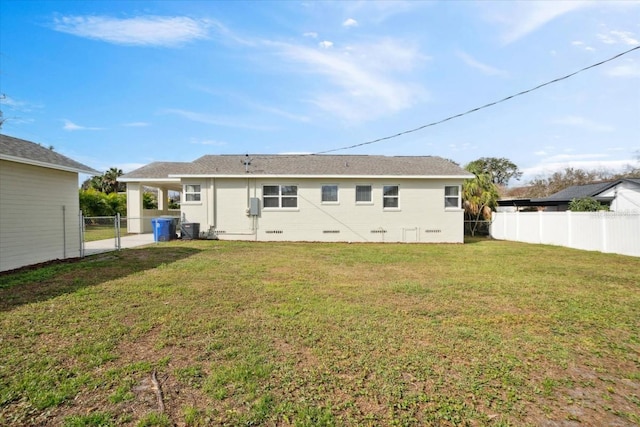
[63,119,104,131]
[163,108,277,131]
[318,40,334,49]
[0,95,42,112]
[270,38,427,122]
[123,121,150,127]
[456,51,509,77]
[606,62,640,78]
[551,115,614,132]
[52,15,212,47]
[571,40,595,51]
[343,18,358,28]
[598,30,639,45]
[483,1,592,44]
[303,32,318,38]
[522,155,632,181]
[189,138,227,146]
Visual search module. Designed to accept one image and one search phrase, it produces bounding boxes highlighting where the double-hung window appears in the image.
[183,184,201,202]
[383,185,399,208]
[321,185,338,203]
[263,185,298,208]
[355,185,372,203]
[444,185,461,209]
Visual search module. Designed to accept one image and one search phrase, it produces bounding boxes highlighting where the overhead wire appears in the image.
[290,45,639,157]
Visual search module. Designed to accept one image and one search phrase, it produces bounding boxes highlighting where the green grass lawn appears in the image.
[0,240,638,426]
[83,224,130,242]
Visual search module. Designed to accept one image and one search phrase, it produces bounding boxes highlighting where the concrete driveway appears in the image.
[83,233,156,256]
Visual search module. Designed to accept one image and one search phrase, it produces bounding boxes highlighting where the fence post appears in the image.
[115,213,121,251]
[79,210,85,258]
[601,212,608,253]
[538,210,543,244]
[565,211,571,248]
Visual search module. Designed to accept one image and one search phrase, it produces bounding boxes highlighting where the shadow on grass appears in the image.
[0,246,201,312]
[464,235,494,244]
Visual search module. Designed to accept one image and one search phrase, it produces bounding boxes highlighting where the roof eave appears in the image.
[120,177,182,183]
[0,154,99,175]
[169,174,474,179]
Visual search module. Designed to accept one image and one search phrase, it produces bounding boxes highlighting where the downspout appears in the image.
[79,210,84,258]
[212,178,217,230]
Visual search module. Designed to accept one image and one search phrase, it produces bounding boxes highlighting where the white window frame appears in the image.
[263,185,298,209]
[383,185,400,210]
[355,185,373,204]
[444,185,461,210]
[183,184,202,203]
[321,184,339,204]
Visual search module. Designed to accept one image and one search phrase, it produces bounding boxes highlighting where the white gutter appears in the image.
[119,177,182,183]
[169,174,474,179]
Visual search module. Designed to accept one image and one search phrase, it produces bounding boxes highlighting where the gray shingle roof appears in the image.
[121,154,472,179]
[0,134,99,174]
[531,179,640,203]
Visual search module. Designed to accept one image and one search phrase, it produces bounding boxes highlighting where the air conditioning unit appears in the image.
[181,223,200,240]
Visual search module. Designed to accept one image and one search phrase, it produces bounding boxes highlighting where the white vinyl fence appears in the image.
[491,211,640,257]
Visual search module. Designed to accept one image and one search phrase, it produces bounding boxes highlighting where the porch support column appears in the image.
[157,187,166,213]
[126,182,144,233]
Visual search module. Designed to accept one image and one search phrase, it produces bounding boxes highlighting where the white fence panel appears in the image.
[540,212,569,246]
[491,211,640,257]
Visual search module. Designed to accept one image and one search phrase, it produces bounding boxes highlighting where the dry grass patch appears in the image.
[0,239,638,426]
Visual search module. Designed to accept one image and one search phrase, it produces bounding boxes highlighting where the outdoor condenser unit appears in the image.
[181,222,200,240]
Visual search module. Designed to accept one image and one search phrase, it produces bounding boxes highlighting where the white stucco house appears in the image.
[121,154,473,243]
[0,134,99,272]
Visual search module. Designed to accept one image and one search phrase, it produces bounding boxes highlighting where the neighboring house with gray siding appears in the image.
[121,154,473,243]
[0,134,98,272]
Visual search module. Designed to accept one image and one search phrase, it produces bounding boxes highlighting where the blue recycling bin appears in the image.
[152,218,172,242]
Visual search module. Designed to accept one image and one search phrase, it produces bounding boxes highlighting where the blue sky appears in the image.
[1,1,639,184]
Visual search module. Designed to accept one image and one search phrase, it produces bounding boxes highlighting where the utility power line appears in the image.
[313,45,640,155]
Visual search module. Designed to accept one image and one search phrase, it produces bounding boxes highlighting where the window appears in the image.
[445,185,461,209]
[356,185,372,203]
[383,185,399,208]
[321,185,338,203]
[184,184,201,202]
[263,185,298,208]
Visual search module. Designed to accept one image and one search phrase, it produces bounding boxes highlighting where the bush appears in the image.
[79,189,126,217]
[568,197,609,212]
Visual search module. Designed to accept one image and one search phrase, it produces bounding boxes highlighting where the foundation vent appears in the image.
[266,230,284,234]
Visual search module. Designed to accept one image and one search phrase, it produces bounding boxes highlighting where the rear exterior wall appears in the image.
[179,177,465,243]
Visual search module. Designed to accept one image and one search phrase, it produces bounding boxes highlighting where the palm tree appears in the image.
[462,172,499,236]
[102,167,124,194]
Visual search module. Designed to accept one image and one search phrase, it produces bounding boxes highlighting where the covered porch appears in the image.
[124,179,182,233]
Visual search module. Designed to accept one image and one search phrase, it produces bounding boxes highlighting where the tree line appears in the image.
[462,154,640,235]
